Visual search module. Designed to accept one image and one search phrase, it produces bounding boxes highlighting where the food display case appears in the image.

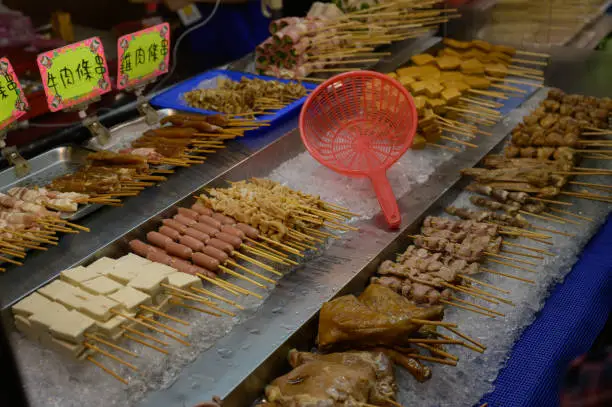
[0,13,610,407]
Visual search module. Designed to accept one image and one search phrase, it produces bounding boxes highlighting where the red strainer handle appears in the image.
[368,170,401,228]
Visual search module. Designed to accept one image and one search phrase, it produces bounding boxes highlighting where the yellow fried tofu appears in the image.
[411,134,427,150]
[413,95,428,111]
[409,81,427,95]
[387,72,399,80]
[463,75,491,89]
[424,81,444,98]
[485,63,508,78]
[464,49,487,61]
[460,58,485,75]
[426,98,446,113]
[435,56,462,70]
[398,75,415,87]
[441,88,462,104]
[439,71,464,81]
[492,44,515,55]
[443,38,471,49]
[442,80,470,92]
[422,127,442,142]
[396,66,422,78]
[472,40,492,52]
[489,51,512,63]
[416,65,441,80]
[411,53,435,66]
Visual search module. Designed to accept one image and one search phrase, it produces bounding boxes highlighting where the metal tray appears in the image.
[84,108,178,153]
[0,145,102,220]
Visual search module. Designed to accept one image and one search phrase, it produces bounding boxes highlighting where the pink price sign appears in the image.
[37,37,111,112]
[117,23,170,90]
[0,58,28,131]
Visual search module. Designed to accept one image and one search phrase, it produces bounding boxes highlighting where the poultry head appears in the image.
[318,284,444,349]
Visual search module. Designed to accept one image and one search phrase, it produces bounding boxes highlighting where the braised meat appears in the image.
[317,284,444,349]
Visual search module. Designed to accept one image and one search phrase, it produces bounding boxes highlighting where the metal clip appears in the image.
[134,86,159,126]
[2,146,30,177]
[79,109,111,145]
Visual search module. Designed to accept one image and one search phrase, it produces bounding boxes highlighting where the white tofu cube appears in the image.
[50,310,95,343]
[12,292,53,317]
[14,315,39,341]
[107,263,146,285]
[114,253,151,268]
[108,286,151,313]
[167,272,202,290]
[49,336,86,358]
[95,315,126,338]
[81,276,123,295]
[60,266,100,285]
[28,302,71,333]
[38,280,80,302]
[128,270,168,298]
[147,262,177,276]
[85,257,117,275]
[77,295,119,321]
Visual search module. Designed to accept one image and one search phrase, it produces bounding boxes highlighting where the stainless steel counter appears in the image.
[137,88,549,407]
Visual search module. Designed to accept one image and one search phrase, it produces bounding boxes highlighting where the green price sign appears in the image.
[117,23,170,90]
[37,37,111,112]
[0,58,28,131]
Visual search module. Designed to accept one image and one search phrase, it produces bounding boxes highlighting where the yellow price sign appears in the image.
[37,37,111,112]
[0,58,28,131]
[117,23,170,90]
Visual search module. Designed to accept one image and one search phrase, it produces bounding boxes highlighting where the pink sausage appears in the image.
[221,224,245,239]
[198,215,222,230]
[192,264,217,279]
[193,252,221,270]
[203,245,229,262]
[191,203,212,216]
[191,221,219,236]
[177,207,200,220]
[174,214,198,227]
[184,227,210,243]
[147,250,173,265]
[166,241,193,259]
[147,231,173,248]
[216,232,242,249]
[162,219,188,234]
[159,225,181,241]
[208,238,234,254]
[179,235,205,251]
[236,223,259,238]
[211,212,235,225]
[129,239,163,257]
[168,256,196,274]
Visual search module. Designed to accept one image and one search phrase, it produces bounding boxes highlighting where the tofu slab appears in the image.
[85,257,117,275]
[81,276,124,296]
[109,286,151,313]
[60,266,100,285]
[167,272,202,290]
[50,310,95,343]
[12,292,53,317]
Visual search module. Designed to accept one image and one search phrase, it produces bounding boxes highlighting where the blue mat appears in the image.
[479,214,612,407]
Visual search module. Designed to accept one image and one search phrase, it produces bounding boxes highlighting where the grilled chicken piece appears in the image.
[318,284,444,349]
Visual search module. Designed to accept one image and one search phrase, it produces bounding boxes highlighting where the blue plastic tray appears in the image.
[150,69,317,128]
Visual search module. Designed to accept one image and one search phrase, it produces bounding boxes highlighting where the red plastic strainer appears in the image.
[299,71,418,228]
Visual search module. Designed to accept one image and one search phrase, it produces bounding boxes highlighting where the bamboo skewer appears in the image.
[440,299,498,318]
[85,334,138,357]
[112,310,189,345]
[192,287,245,310]
[84,342,138,371]
[405,338,462,345]
[503,241,554,256]
[87,356,128,384]
[123,333,168,354]
[139,315,188,338]
[139,305,190,326]
[549,207,594,222]
[444,326,486,350]
[123,326,169,346]
[458,274,511,294]
[219,265,267,290]
[410,319,457,328]
[487,258,537,273]
[441,282,500,304]
[410,353,457,366]
[226,259,277,284]
[447,296,504,317]
[485,251,537,267]
[500,248,545,260]
[480,267,535,284]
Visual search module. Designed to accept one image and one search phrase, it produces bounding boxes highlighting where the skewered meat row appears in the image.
[183,77,307,114]
[422,216,499,237]
[445,206,530,228]
[504,145,577,161]
[461,167,568,188]
[470,195,546,215]
[483,155,574,171]
[200,178,351,241]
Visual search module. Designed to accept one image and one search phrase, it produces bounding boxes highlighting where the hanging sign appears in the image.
[0,58,28,131]
[37,37,111,112]
[117,23,170,90]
